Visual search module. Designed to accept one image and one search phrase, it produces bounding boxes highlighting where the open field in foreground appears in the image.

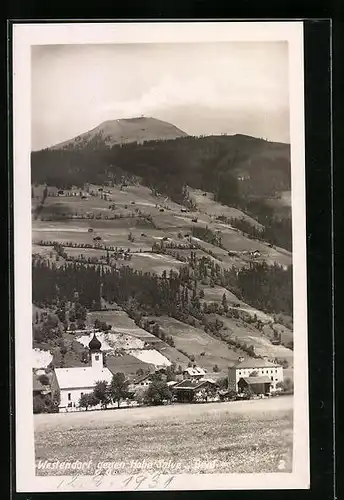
[35,396,293,475]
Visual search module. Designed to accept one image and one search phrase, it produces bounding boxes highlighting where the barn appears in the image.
[237,376,272,395]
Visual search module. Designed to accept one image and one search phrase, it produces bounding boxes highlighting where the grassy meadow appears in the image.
[35,396,293,475]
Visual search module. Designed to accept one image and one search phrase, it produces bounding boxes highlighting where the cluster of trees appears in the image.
[33,390,60,414]
[235,262,292,316]
[79,373,131,410]
[79,372,174,410]
[33,300,89,344]
[33,312,64,343]
[191,226,223,248]
[32,251,292,323]
[93,318,112,332]
[276,377,294,394]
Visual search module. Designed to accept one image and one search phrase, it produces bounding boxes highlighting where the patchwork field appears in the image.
[34,396,293,475]
[216,315,293,365]
[32,182,292,270]
[188,188,264,229]
[32,183,294,378]
[200,285,243,305]
[146,316,247,371]
[86,310,156,341]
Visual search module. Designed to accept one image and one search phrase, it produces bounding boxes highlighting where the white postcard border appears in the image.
[13,21,309,491]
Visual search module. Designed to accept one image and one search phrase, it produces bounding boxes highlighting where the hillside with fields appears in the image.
[31,193,293,382]
[32,125,291,251]
[31,118,293,382]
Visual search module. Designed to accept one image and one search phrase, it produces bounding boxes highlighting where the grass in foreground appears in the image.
[35,404,293,475]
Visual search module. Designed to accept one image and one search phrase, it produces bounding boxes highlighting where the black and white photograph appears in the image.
[13,21,309,491]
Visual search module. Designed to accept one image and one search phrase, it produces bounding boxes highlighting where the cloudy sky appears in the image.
[31,42,289,150]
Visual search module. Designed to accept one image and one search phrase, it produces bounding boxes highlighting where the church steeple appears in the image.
[88,333,103,370]
[88,333,101,352]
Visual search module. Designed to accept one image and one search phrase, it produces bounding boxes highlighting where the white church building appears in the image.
[51,333,113,412]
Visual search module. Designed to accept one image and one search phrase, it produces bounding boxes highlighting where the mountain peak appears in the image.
[49,117,188,150]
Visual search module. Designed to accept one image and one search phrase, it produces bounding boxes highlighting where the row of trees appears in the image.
[78,373,173,410]
[32,254,292,321]
[191,226,223,248]
[79,373,130,410]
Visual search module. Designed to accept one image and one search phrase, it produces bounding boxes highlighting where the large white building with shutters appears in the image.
[228,357,284,393]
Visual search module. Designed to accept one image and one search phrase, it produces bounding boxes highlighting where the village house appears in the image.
[51,333,113,412]
[237,375,272,396]
[228,357,284,394]
[131,372,161,389]
[172,379,218,403]
[182,366,207,380]
[130,366,170,390]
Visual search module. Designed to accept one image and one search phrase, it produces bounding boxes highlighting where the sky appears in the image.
[31,42,290,150]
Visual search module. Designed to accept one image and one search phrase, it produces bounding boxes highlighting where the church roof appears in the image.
[88,333,102,351]
[54,366,113,390]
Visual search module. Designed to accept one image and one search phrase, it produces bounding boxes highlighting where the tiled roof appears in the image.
[54,367,113,389]
[240,376,272,385]
[232,358,280,369]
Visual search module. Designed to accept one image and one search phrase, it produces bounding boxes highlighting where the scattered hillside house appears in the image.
[237,376,272,396]
[228,358,283,393]
[183,366,206,380]
[237,173,251,181]
[51,334,113,412]
[172,379,218,403]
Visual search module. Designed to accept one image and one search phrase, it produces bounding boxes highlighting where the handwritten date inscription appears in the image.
[57,472,175,490]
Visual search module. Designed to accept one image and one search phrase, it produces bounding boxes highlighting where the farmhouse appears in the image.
[172,379,218,403]
[228,357,283,393]
[131,366,170,389]
[132,372,160,388]
[237,376,272,396]
[51,334,113,411]
[183,366,207,380]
